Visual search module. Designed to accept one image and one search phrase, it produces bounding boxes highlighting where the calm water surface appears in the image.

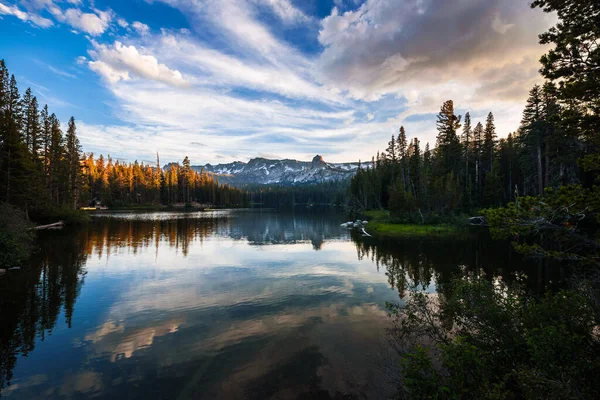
[0,209,562,399]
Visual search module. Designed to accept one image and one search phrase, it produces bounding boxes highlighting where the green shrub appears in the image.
[28,206,90,225]
[0,203,34,268]
[388,277,600,399]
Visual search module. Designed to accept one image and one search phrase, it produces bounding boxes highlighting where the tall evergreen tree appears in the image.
[483,112,496,172]
[472,122,484,201]
[397,126,408,190]
[461,112,472,200]
[49,113,63,204]
[2,75,24,204]
[521,85,545,196]
[65,117,81,209]
[435,100,462,176]
[387,135,397,162]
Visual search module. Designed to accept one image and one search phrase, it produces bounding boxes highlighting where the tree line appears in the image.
[350,85,591,225]
[0,60,82,215]
[83,155,248,208]
[0,59,248,219]
[350,0,598,230]
[246,180,348,207]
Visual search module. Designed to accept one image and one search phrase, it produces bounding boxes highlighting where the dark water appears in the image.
[0,209,564,399]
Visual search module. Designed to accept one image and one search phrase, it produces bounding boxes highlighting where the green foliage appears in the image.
[0,203,33,268]
[531,0,600,142]
[246,180,348,208]
[363,210,463,237]
[389,278,600,399]
[28,205,91,225]
[349,0,599,223]
[482,184,600,261]
[0,59,83,218]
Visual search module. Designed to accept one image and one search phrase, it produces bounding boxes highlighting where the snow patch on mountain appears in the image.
[193,155,359,186]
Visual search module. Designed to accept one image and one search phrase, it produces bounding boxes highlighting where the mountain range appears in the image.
[192,155,359,186]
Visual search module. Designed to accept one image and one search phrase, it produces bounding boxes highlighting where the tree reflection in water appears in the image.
[351,230,566,299]
[0,228,88,393]
[0,212,566,396]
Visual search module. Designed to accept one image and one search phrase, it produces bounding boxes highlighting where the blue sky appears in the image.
[0,0,554,164]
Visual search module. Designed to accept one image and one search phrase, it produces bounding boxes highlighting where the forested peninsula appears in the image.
[349,0,599,262]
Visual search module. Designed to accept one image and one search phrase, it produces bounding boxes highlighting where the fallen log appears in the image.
[361,228,373,237]
[468,216,488,226]
[34,221,65,230]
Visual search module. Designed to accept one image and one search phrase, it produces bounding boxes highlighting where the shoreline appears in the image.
[361,210,465,237]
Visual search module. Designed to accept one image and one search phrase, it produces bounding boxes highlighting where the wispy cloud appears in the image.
[0,1,53,27]
[2,0,113,35]
[5,0,555,164]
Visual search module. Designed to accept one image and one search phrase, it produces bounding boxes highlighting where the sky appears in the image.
[0,0,556,165]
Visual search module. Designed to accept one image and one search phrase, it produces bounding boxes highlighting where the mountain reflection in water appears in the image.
[0,209,564,399]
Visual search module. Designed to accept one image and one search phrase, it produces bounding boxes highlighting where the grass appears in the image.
[362,210,463,237]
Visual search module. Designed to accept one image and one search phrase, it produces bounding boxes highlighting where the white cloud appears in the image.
[47,64,76,78]
[0,2,53,27]
[21,1,113,35]
[155,33,343,103]
[59,7,112,35]
[255,0,309,24]
[73,0,554,165]
[317,0,555,104]
[88,41,187,86]
[88,60,131,84]
[117,18,128,28]
[132,21,150,35]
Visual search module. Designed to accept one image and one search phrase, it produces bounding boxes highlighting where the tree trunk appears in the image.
[537,140,543,196]
[6,146,11,204]
[475,159,479,201]
[545,152,550,189]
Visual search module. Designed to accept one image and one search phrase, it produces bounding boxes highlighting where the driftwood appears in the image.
[34,221,65,230]
[468,216,488,226]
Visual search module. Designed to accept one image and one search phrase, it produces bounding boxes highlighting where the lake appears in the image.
[0,209,564,399]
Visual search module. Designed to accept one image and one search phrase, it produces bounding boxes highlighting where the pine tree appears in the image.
[2,75,25,204]
[0,60,9,201]
[472,122,484,201]
[435,100,462,176]
[532,0,600,140]
[409,138,421,198]
[49,114,63,204]
[65,117,81,209]
[521,85,545,196]
[462,112,472,200]
[483,112,497,173]
[22,90,43,207]
[40,104,51,195]
[386,135,397,162]
[397,126,408,190]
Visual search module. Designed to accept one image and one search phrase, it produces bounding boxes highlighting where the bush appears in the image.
[482,184,600,262]
[388,277,600,399]
[0,203,34,268]
[28,206,90,225]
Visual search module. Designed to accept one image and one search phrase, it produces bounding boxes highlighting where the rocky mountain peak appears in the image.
[192,155,359,186]
[311,155,325,167]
